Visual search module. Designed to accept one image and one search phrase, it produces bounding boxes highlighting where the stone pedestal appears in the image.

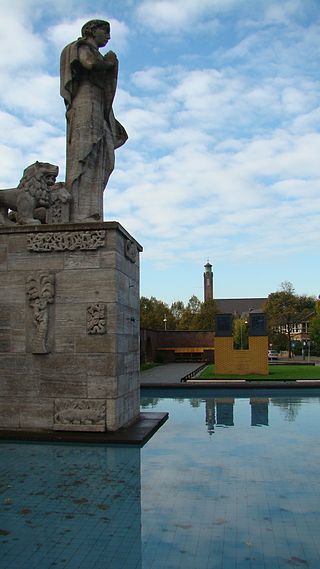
[0,222,142,432]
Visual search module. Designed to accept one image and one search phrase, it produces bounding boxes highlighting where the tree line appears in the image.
[140,282,320,354]
[140,295,218,331]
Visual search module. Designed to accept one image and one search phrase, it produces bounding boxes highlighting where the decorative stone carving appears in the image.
[0,162,71,226]
[87,303,106,335]
[125,239,138,263]
[27,230,106,252]
[54,399,106,431]
[26,272,55,354]
[46,182,71,224]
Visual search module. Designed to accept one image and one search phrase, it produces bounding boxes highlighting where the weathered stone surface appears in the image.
[55,269,115,304]
[7,251,64,272]
[86,354,117,377]
[20,399,54,429]
[87,376,117,399]
[0,222,142,433]
[106,390,140,431]
[63,250,101,270]
[75,334,117,354]
[54,304,86,352]
[39,354,88,397]
[0,245,7,271]
[0,399,21,428]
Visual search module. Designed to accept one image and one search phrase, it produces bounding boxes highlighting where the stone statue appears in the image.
[60,19,128,223]
[0,162,70,225]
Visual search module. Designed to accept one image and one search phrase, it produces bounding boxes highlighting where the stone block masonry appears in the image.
[0,221,142,432]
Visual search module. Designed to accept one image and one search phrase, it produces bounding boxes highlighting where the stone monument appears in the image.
[60,19,128,223]
[0,20,146,435]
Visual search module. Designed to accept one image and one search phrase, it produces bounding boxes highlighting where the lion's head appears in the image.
[18,161,59,207]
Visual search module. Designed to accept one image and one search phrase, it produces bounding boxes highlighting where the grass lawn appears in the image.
[140,362,164,372]
[199,364,320,381]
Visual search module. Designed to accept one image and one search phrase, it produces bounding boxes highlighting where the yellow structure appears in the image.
[215,336,268,375]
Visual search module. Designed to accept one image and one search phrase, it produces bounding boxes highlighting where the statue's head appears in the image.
[81,19,110,39]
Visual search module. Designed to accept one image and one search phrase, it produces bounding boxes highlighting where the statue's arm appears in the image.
[78,45,117,72]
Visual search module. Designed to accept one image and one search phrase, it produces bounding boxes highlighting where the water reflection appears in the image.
[250,398,269,426]
[1,392,320,569]
[141,391,320,569]
[146,393,320,434]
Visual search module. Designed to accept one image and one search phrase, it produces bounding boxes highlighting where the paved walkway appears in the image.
[140,363,202,385]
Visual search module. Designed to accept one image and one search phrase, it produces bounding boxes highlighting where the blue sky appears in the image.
[0,0,319,304]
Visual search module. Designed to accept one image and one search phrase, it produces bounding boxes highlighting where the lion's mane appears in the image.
[18,162,59,207]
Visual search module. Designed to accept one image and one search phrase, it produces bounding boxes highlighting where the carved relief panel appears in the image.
[87,303,106,335]
[26,271,55,354]
[53,399,106,431]
[27,230,106,252]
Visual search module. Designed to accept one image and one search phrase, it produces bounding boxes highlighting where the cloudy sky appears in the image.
[0,0,319,304]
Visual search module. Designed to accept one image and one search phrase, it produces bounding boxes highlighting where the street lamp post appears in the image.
[163,314,167,331]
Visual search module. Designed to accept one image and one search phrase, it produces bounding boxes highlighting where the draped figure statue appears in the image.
[60,19,127,222]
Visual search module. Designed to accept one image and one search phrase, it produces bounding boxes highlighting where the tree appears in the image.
[264,282,315,357]
[233,317,249,349]
[141,294,218,331]
[194,299,218,330]
[177,295,201,330]
[309,317,320,351]
[140,296,175,329]
[170,300,185,322]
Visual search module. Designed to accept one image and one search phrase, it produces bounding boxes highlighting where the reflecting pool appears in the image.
[1,388,320,569]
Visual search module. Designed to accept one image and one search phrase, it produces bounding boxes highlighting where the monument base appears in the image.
[0,221,142,433]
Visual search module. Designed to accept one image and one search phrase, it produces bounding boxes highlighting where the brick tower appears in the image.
[204,260,213,301]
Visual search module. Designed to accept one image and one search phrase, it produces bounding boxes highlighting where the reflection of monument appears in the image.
[216,398,234,426]
[0,20,152,436]
[205,398,216,435]
[205,398,235,433]
[250,398,269,426]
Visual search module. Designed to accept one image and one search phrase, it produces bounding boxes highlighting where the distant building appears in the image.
[203,261,266,315]
[204,260,213,301]
[215,297,267,317]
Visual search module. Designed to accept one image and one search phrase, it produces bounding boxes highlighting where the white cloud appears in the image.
[0,0,319,300]
[136,0,240,32]
[0,73,62,120]
[0,11,45,70]
[263,0,304,24]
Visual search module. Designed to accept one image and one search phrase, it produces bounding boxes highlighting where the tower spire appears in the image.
[204,260,213,301]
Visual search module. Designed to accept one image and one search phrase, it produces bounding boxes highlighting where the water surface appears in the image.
[1,388,319,569]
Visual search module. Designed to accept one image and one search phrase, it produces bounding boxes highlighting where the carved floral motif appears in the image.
[26,272,55,354]
[27,230,106,252]
[87,303,106,335]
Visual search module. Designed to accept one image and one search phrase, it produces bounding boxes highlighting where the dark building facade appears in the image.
[140,329,215,364]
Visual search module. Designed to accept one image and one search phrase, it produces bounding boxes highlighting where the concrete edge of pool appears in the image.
[0,411,168,446]
[141,380,320,388]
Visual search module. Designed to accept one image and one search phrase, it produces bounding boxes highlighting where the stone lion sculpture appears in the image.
[0,161,71,225]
